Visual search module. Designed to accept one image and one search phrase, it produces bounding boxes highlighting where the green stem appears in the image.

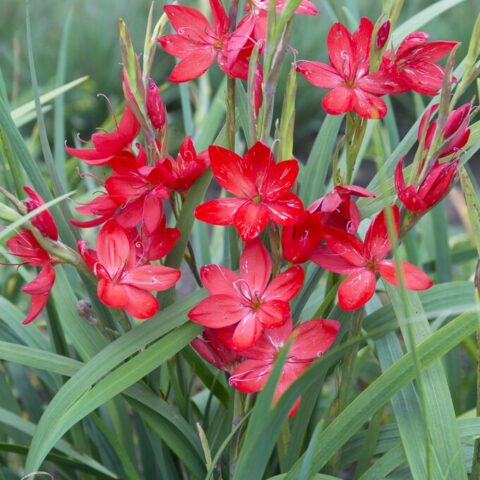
[329,308,364,474]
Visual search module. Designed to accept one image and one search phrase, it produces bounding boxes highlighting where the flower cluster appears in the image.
[296,18,457,118]
[1,1,474,414]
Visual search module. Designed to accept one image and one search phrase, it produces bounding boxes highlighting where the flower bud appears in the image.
[376,20,390,50]
[146,80,166,131]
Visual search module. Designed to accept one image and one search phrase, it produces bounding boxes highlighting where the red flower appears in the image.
[158,0,251,82]
[195,142,303,240]
[282,185,374,264]
[192,328,242,372]
[22,187,58,241]
[229,317,339,416]
[105,165,169,233]
[395,157,458,214]
[310,184,375,234]
[6,231,57,324]
[281,211,324,264]
[80,221,181,319]
[379,32,458,95]
[419,103,471,158]
[296,18,392,119]
[313,206,432,310]
[188,239,304,350]
[66,105,140,167]
[158,137,210,192]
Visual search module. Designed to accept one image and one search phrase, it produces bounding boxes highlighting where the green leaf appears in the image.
[10,77,88,125]
[0,407,117,479]
[299,115,344,206]
[25,291,206,475]
[384,284,467,479]
[392,0,467,44]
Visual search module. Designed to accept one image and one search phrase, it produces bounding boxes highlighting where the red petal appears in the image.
[97,221,133,278]
[413,40,458,62]
[322,87,356,115]
[230,358,271,393]
[122,265,181,291]
[231,313,263,350]
[208,145,258,198]
[352,89,387,119]
[233,201,270,240]
[264,266,304,302]
[352,17,374,76]
[97,279,129,309]
[21,264,56,295]
[240,238,272,294]
[21,264,56,325]
[266,193,304,225]
[159,34,202,57]
[364,205,399,261]
[377,260,433,290]
[142,194,164,234]
[168,49,216,82]
[310,244,359,274]
[195,198,244,226]
[164,5,212,40]
[262,160,299,201]
[296,61,343,88]
[188,295,247,328]
[65,145,111,163]
[338,268,377,310]
[200,264,239,295]
[244,142,274,189]
[123,286,160,319]
[327,22,354,77]
[399,62,445,96]
[323,227,366,267]
[256,300,290,328]
[209,0,229,35]
[290,319,340,360]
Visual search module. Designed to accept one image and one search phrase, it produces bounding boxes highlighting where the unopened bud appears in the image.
[146,80,166,131]
[376,20,391,50]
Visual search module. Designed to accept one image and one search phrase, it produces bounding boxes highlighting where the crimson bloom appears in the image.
[188,239,304,350]
[6,231,57,324]
[379,32,458,95]
[80,221,180,319]
[282,185,374,264]
[158,137,210,192]
[419,103,471,157]
[313,206,432,310]
[66,105,140,167]
[158,0,251,82]
[395,157,458,214]
[229,317,339,416]
[296,18,392,119]
[105,165,169,233]
[195,142,303,240]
